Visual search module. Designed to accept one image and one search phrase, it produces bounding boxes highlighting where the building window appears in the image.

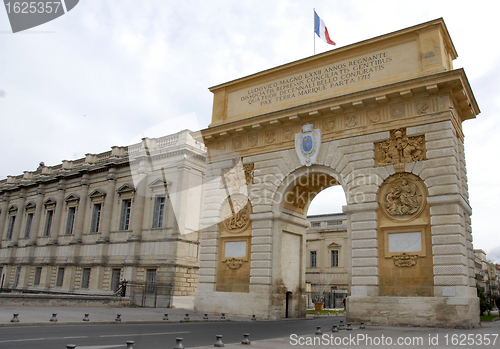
[56,267,65,287]
[65,207,76,235]
[310,251,317,268]
[331,250,339,267]
[14,267,21,288]
[24,213,34,238]
[34,267,42,286]
[111,268,121,292]
[152,196,165,228]
[44,210,54,237]
[145,269,156,293]
[90,203,102,233]
[120,199,132,231]
[6,216,15,240]
[81,268,91,289]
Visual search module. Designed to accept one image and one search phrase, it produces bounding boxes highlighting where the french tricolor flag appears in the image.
[314,11,336,46]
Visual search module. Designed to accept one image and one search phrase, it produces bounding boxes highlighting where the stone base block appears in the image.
[347,295,479,328]
[195,284,274,318]
[171,295,195,310]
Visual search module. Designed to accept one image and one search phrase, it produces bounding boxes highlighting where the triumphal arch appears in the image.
[195,19,480,327]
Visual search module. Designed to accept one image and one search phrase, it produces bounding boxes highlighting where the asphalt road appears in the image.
[0,317,341,349]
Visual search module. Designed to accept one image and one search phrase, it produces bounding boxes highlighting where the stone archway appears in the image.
[195,19,480,327]
[268,166,346,319]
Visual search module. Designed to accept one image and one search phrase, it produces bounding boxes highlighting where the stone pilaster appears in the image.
[97,168,117,243]
[9,189,26,247]
[70,174,89,244]
[0,193,10,246]
[27,185,44,246]
[48,181,65,245]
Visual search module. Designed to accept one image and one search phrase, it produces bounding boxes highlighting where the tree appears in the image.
[477,285,492,315]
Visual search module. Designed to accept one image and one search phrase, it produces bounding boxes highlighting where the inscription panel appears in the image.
[388,232,422,253]
[227,42,418,120]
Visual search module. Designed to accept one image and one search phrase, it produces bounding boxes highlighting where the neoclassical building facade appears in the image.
[0,130,206,308]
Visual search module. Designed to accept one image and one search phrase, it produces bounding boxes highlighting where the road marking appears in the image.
[0,331,188,343]
[100,331,190,338]
[71,346,124,349]
[63,336,90,339]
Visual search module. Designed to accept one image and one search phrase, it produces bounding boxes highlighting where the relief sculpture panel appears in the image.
[375,128,426,169]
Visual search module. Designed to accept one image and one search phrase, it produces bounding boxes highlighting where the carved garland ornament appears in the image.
[380,173,425,221]
[243,163,254,185]
[225,258,244,269]
[392,253,418,267]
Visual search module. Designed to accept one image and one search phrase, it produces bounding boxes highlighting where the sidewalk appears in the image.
[0,305,249,325]
[190,322,500,349]
[1,306,499,348]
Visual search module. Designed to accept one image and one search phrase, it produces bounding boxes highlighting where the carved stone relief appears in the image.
[375,128,426,167]
[233,138,242,150]
[379,173,425,221]
[225,258,244,269]
[249,135,258,147]
[367,110,381,123]
[223,160,246,191]
[324,119,336,132]
[345,114,357,128]
[284,128,294,141]
[416,101,429,114]
[390,105,405,119]
[266,131,276,144]
[221,194,251,233]
[392,253,418,267]
[243,163,254,185]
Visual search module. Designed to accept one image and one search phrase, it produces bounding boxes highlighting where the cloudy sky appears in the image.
[1,1,499,262]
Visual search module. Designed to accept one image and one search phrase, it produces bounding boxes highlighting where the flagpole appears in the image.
[313,8,315,55]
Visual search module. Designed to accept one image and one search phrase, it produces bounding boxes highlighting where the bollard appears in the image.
[83,314,90,322]
[338,319,345,330]
[251,314,256,321]
[331,325,338,333]
[184,314,190,321]
[360,322,365,329]
[115,314,122,322]
[214,335,224,347]
[203,314,208,320]
[11,314,19,323]
[126,340,134,349]
[315,326,322,335]
[220,313,225,320]
[241,333,251,345]
[347,322,352,331]
[66,345,76,349]
[173,338,184,349]
[50,313,58,322]
[163,314,169,321]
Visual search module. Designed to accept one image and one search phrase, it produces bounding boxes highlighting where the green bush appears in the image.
[477,285,492,316]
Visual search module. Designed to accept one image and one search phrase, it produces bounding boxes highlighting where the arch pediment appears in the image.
[116,183,136,195]
[25,201,36,210]
[43,198,56,206]
[88,189,107,199]
[148,178,171,190]
[65,193,80,203]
